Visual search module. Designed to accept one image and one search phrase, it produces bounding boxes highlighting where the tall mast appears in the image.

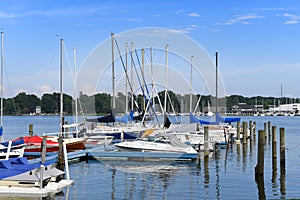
[164,44,169,115]
[142,48,145,110]
[150,47,155,112]
[111,33,116,117]
[59,38,64,137]
[125,43,128,114]
[0,31,4,137]
[130,42,134,111]
[189,55,193,113]
[215,51,218,114]
[73,47,78,137]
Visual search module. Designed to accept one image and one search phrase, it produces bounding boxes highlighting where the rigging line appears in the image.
[4,67,19,115]
[114,38,140,111]
[133,48,160,124]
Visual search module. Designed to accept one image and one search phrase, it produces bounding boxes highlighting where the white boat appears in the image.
[0,139,26,159]
[114,133,198,154]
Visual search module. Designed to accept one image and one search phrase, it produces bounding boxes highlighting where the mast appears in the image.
[189,56,193,113]
[130,42,134,111]
[142,48,145,110]
[73,47,78,137]
[0,31,4,139]
[59,38,64,137]
[215,51,218,114]
[125,43,128,114]
[111,33,116,117]
[164,44,169,115]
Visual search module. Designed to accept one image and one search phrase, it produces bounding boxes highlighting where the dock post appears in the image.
[204,126,209,157]
[57,135,65,170]
[29,124,33,136]
[264,122,267,139]
[272,126,277,184]
[253,121,256,137]
[268,121,271,138]
[236,121,241,144]
[280,127,286,195]
[255,130,265,179]
[243,121,247,144]
[41,135,47,163]
[249,120,253,141]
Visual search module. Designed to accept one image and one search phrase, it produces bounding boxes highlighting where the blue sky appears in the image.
[1,0,300,98]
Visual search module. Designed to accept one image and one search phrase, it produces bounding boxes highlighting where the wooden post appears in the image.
[41,135,47,163]
[253,121,256,137]
[243,121,247,144]
[204,126,209,157]
[255,130,265,178]
[268,121,271,138]
[271,126,277,185]
[65,121,69,138]
[280,127,286,195]
[57,135,65,170]
[236,121,240,144]
[29,124,33,136]
[280,128,286,167]
[249,120,253,141]
[264,122,267,139]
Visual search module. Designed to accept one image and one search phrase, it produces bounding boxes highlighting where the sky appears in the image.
[1,0,300,98]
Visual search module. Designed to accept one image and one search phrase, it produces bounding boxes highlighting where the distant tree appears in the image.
[14,92,40,114]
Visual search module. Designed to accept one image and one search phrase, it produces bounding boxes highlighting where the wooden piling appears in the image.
[41,135,47,163]
[57,135,65,170]
[29,124,33,136]
[255,130,265,178]
[204,126,209,157]
[271,126,277,185]
[243,121,247,144]
[264,122,267,139]
[249,120,253,141]
[236,121,240,144]
[268,121,271,138]
[253,121,256,137]
[280,127,286,195]
[280,127,285,166]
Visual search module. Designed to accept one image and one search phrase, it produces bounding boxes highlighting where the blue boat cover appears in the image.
[190,112,240,125]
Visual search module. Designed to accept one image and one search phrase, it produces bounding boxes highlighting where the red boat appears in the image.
[21,135,86,153]
[22,135,59,152]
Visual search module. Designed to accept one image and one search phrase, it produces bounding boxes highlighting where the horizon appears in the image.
[1,1,300,98]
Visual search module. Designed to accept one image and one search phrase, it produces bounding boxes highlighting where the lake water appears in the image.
[1,115,300,199]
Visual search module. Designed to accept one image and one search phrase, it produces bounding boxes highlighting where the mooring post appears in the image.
[255,130,265,179]
[272,126,277,184]
[29,124,33,136]
[280,127,286,195]
[249,120,253,141]
[253,121,256,137]
[280,127,286,167]
[268,121,271,138]
[204,126,209,157]
[41,134,47,163]
[243,121,247,144]
[57,135,65,170]
[236,121,241,144]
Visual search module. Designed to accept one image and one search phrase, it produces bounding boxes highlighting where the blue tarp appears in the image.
[190,112,240,125]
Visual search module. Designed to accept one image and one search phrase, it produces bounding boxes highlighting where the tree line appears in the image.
[2,91,299,115]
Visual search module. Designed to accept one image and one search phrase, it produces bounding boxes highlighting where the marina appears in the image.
[0,115,299,199]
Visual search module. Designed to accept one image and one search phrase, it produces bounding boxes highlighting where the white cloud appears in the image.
[279,13,300,25]
[175,25,198,34]
[225,13,265,25]
[36,85,53,94]
[188,12,200,17]
[0,11,17,19]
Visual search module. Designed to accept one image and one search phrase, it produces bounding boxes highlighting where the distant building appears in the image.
[226,103,257,115]
[269,103,300,114]
[36,106,41,115]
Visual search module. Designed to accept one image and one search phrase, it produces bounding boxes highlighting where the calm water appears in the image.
[1,115,300,199]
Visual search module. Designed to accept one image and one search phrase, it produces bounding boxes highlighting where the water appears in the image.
[1,115,300,199]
